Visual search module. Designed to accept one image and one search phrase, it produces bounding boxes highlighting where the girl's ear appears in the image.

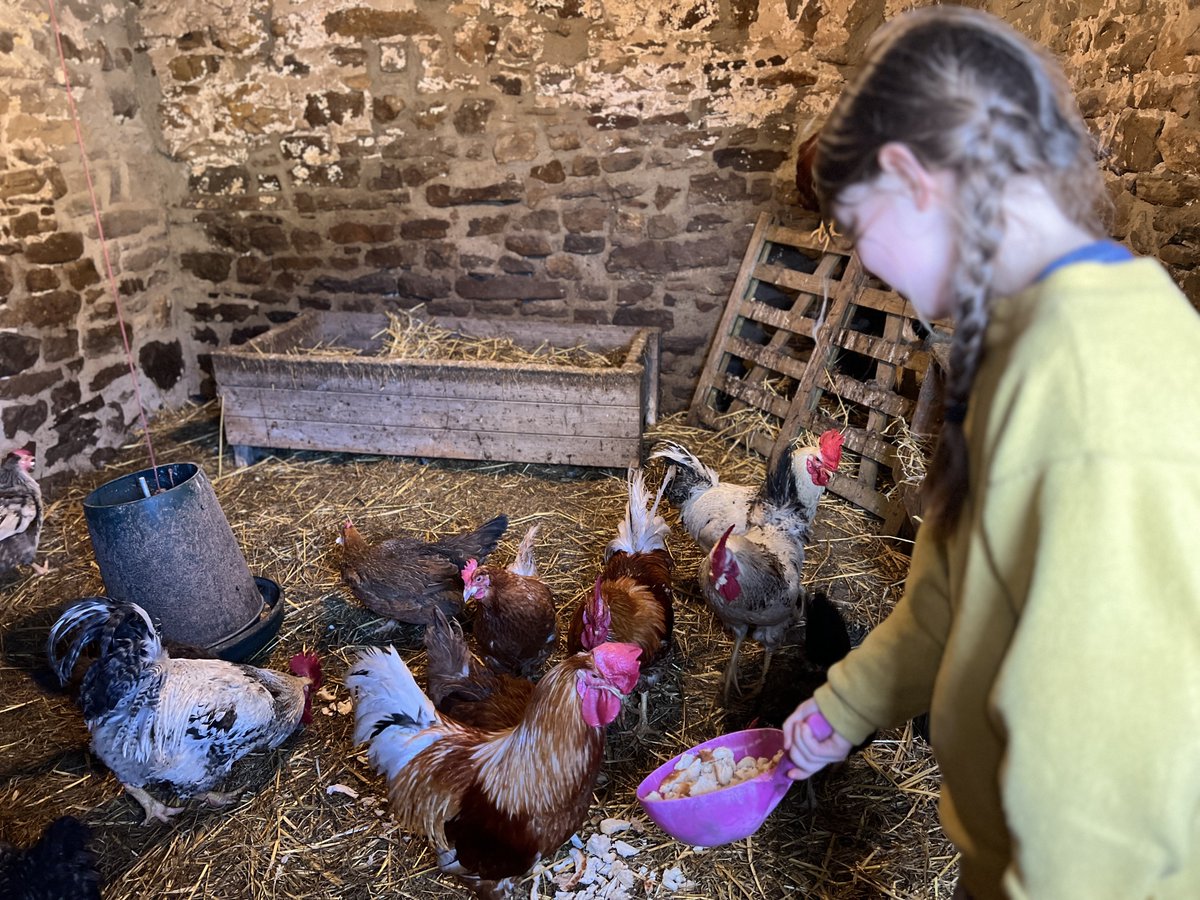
[877,142,941,210]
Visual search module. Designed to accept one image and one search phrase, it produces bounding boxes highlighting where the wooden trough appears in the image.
[211,310,660,469]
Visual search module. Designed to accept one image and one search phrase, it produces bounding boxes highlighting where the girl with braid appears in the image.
[782,7,1200,899]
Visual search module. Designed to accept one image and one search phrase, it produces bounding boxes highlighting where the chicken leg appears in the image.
[722,630,747,703]
[126,785,184,825]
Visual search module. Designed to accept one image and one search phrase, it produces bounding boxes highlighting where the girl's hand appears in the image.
[782,697,854,780]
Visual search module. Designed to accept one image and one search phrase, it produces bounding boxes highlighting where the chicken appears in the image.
[0,448,47,577]
[338,514,508,627]
[461,524,557,677]
[0,816,101,900]
[347,640,641,900]
[46,598,322,825]
[700,443,819,702]
[424,606,533,731]
[650,429,843,553]
[566,468,674,732]
[794,129,821,212]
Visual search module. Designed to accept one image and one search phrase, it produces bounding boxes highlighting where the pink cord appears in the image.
[45,0,160,488]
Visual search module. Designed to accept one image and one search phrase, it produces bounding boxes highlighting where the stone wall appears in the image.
[1,0,189,484]
[2,0,1197,482]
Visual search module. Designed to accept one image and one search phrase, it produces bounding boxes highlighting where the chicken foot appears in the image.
[200,789,242,808]
[126,785,185,825]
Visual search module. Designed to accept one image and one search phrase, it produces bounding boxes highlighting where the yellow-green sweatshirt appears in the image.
[813,258,1200,899]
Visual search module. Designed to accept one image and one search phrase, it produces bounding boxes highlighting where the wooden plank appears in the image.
[715,372,790,420]
[736,298,817,337]
[222,414,641,469]
[220,385,642,438]
[764,223,842,256]
[825,470,898,520]
[750,262,843,298]
[689,212,774,423]
[836,329,929,368]
[723,335,810,381]
[213,358,644,406]
[826,373,915,419]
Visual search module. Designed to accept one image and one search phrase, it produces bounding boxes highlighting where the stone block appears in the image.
[329,222,395,244]
[713,147,787,172]
[454,98,496,135]
[505,234,553,257]
[324,9,434,38]
[181,251,232,283]
[397,273,451,300]
[2,400,48,440]
[25,231,84,265]
[605,241,670,273]
[236,256,272,285]
[494,129,540,163]
[454,274,567,300]
[563,234,605,254]
[1159,114,1200,176]
[312,273,398,294]
[400,218,451,240]
[427,180,523,206]
[531,159,566,183]
[469,215,510,236]
[25,267,59,292]
[305,91,366,127]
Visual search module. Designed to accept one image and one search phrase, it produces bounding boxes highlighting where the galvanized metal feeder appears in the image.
[82,461,282,662]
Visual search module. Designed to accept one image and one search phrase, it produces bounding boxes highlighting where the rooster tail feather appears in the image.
[607,467,672,558]
[648,442,717,507]
[347,646,442,782]
[763,442,801,510]
[433,514,510,567]
[46,598,160,687]
[507,524,540,578]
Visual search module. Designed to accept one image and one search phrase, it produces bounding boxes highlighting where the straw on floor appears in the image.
[0,402,954,899]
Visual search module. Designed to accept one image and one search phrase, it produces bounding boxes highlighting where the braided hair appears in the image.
[812,6,1106,533]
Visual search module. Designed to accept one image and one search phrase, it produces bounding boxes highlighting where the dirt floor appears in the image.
[0,403,956,899]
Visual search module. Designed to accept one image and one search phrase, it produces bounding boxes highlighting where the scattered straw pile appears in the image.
[0,403,954,899]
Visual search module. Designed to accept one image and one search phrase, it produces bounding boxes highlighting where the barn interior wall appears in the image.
[2,0,1197,484]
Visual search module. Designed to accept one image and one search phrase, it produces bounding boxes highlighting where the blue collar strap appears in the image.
[1035,239,1135,283]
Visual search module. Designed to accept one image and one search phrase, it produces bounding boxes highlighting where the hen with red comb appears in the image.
[0,448,47,577]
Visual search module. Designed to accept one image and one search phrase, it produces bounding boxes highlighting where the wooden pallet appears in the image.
[689,213,951,534]
[689,214,850,458]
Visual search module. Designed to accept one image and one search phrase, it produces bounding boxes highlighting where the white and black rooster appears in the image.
[47,598,321,824]
[650,429,843,553]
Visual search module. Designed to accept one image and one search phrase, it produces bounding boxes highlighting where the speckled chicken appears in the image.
[424,607,534,731]
[338,514,509,627]
[0,448,47,577]
[462,524,557,678]
[47,598,321,825]
[0,815,101,900]
[699,442,819,702]
[650,429,843,553]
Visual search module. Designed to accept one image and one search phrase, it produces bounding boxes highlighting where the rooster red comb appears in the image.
[591,641,641,693]
[581,577,612,649]
[289,650,323,687]
[819,430,844,470]
[462,558,479,583]
[11,448,33,458]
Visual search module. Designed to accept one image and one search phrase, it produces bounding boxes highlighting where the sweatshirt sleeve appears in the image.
[993,455,1200,898]
[813,523,954,744]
